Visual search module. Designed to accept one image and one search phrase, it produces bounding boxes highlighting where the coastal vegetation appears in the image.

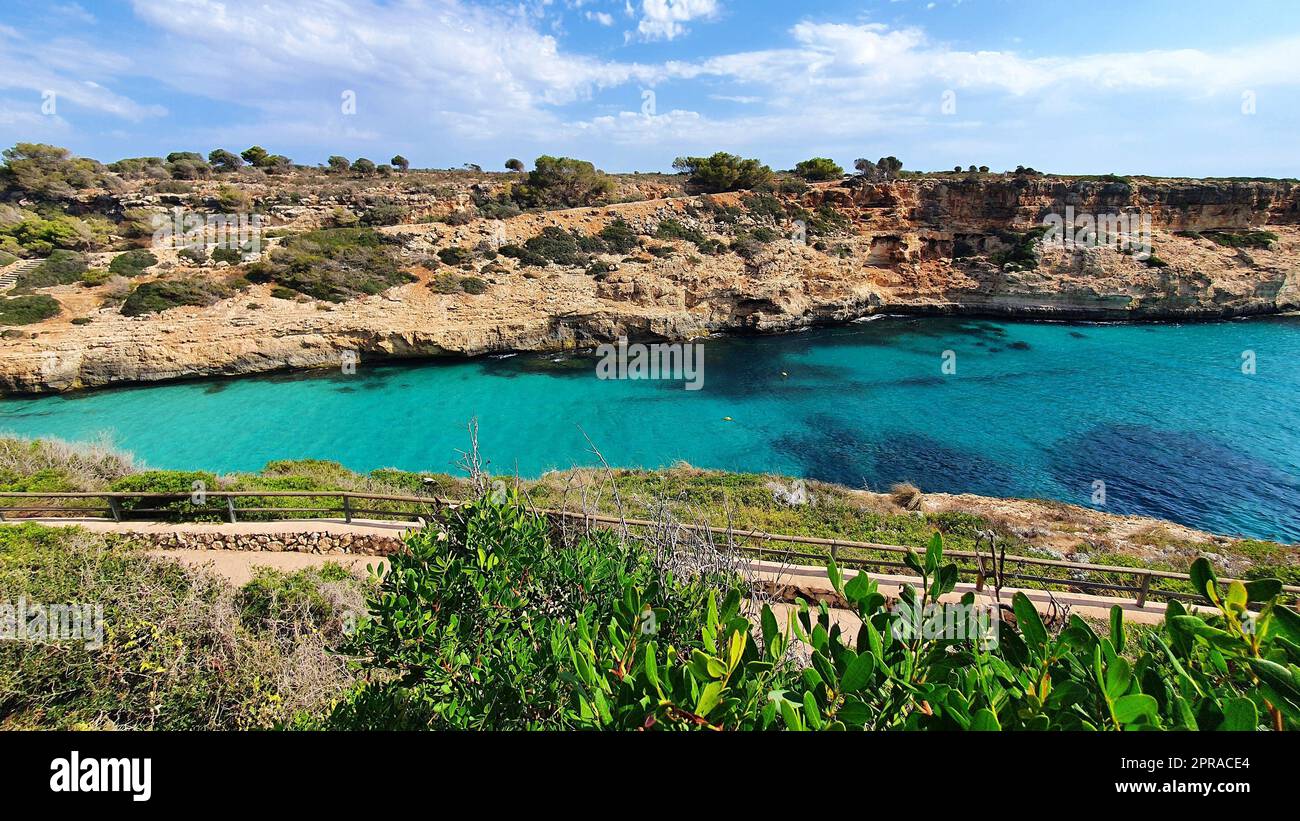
[3,485,1296,731]
[244,227,415,302]
[120,277,231,316]
[673,152,774,192]
[0,294,60,325]
[0,436,1293,589]
[0,523,361,729]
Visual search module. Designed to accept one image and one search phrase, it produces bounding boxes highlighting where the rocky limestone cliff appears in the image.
[2,176,1297,394]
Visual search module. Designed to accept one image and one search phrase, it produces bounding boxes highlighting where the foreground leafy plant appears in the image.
[339,493,1298,731]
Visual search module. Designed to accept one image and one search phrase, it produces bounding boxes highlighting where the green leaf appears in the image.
[1217,698,1258,731]
[694,681,725,717]
[826,557,843,595]
[1273,604,1300,645]
[760,604,779,654]
[1109,605,1125,655]
[844,571,873,603]
[727,628,747,673]
[841,652,876,692]
[803,691,823,730]
[1105,658,1133,700]
[903,548,924,576]
[930,563,958,600]
[644,642,659,690]
[779,697,804,731]
[1012,593,1047,655]
[1113,694,1158,726]
[925,532,943,574]
[1189,557,1218,604]
[1225,580,1248,613]
[1244,578,1282,603]
[969,708,1001,731]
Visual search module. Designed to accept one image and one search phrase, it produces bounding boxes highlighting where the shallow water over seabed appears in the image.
[2,316,1298,542]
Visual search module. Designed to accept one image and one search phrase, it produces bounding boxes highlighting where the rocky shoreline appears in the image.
[3,177,1297,395]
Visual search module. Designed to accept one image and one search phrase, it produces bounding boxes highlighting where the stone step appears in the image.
[0,258,46,292]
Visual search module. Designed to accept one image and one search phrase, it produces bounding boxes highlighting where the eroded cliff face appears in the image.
[2,177,1297,394]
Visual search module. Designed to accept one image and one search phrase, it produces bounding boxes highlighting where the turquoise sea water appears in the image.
[1,316,1298,542]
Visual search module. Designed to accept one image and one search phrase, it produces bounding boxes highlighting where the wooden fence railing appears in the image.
[1,490,1295,608]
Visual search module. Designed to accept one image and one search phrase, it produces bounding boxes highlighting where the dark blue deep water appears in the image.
[2,316,1298,542]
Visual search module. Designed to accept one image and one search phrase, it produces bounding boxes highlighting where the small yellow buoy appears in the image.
[722,416,733,422]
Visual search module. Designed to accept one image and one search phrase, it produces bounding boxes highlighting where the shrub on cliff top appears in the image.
[673,152,773,193]
[244,227,415,302]
[512,156,615,209]
[1,143,119,201]
[793,157,844,181]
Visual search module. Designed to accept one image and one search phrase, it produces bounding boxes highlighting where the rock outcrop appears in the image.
[2,176,1297,394]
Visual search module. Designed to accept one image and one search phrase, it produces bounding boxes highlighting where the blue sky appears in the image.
[1,0,1299,176]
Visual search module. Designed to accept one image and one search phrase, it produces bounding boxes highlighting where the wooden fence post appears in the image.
[226,496,237,524]
[1136,573,1152,608]
[108,497,121,523]
[343,494,352,523]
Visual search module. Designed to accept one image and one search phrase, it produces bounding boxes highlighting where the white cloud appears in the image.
[0,30,166,120]
[3,2,1297,174]
[636,0,720,41]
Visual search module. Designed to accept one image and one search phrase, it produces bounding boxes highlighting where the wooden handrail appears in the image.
[1,489,1296,598]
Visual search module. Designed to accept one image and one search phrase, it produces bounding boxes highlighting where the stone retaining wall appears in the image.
[129,529,403,555]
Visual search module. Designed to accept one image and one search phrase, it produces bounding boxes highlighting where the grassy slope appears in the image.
[2,436,1296,589]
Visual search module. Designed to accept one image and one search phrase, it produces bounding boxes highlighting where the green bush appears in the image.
[0,524,360,729]
[331,491,721,729]
[337,493,1300,731]
[360,201,408,226]
[0,294,60,325]
[742,192,787,221]
[109,249,158,277]
[15,249,86,290]
[178,246,208,265]
[270,285,297,300]
[211,247,243,265]
[244,227,415,302]
[436,246,474,266]
[2,143,116,201]
[0,213,106,257]
[517,226,600,267]
[429,270,463,294]
[655,217,706,245]
[459,276,488,295]
[672,152,773,192]
[235,564,354,638]
[1202,230,1279,250]
[598,218,639,253]
[80,269,109,286]
[512,155,615,209]
[991,226,1049,271]
[120,278,231,316]
[793,157,844,181]
[108,470,219,518]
